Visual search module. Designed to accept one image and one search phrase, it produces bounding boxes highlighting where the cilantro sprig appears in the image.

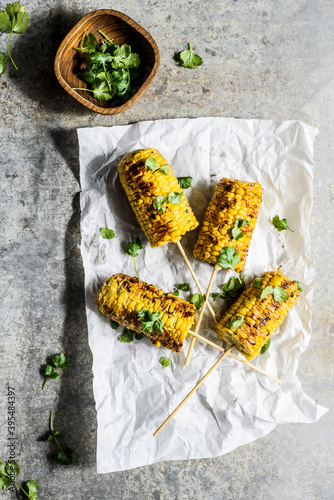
[100,227,115,239]
[145,157,169,175]
[189,293,204,310]
[124,236,144,280]
[217,246,240,271]
[42,353,68,390]
[119,327,144,343]
[0,460,37,499]
[177,176,192,189]
[210,275,245,301]
[72,31,140,102]
[260,338,271,355]
[229,316,244,329]
[173,282,190,295]
[44,411,75,465]
[260,286,289,302]
[272,215,293,232]
[178,43,203,68]
[0,2,29,73]
[138,309,164,334]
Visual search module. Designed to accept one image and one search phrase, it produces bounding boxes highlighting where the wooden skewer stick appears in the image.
[184,264,220,365]
[176,241,217,322]
[154,346,234,437]
[188,330,281,384]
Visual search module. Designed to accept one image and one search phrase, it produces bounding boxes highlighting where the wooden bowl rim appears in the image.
[54,9,160,115]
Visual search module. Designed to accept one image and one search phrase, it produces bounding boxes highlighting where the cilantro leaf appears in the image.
[260,338,271,355]
[111,44,140,69]
[0,11,11,33]
[272,215,293,232]
[190,293,204,310]
[294,280,303,292]
[125,237,144,258]
[145,157,159,171]
[57,447,75,466]
[135,332,145,340]
[177,176,192,189]
[120,328,134,343]
[0,52,8,73]
[91,79,115,101]
[229,316,244,329]
[153,196,167,213]
[44,364,54,376]
[138,309,161,333]
[90,51,113,65]
[52,353,68,370]
[5,3,25,17]
[11,10,29,34]
[210,275,245,301]
[5,460,19,477]
[110,320,119,329]
[231,219,249,240]
[26,480,39,500]
[261,286,289,302]
[217,246,240,271]
[253,277,262,289]
[159,164,169,175]
[178,283,190,291]
[173,289,180,296]
[160,356,170,368]
[100,227,115,239]
[154,318,165,334]
[168,191,183,205]
[81,33,98,52]
[0,477,11,488]
[77,69,96,84]
[0,461,7,475]
[179,43,203,68]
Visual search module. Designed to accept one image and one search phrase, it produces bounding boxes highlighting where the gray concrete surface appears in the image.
[1,0,333,499]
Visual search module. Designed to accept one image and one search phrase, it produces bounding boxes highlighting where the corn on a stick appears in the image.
[153,346,234,436]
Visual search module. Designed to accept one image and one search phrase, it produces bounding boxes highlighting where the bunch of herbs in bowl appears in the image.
[73,31,141,102]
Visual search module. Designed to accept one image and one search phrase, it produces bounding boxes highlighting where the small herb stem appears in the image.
[98,30,114,45]
[50,411,65,454]
[133,257,139,280]
[42,377,48,390]
[7,31,18,70]
[12,479,31,499]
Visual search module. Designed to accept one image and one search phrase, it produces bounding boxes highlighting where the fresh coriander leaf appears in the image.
[100,227,115,239]
[190,293,204,310]
[0,461,7,475]
[44,434,54,442]
[91,79,115,101]
[154,318,165,335]
[44,364,54,376]
[0,51,9,74]
[231,218,249,240]
[5,461,19,477]
[178,283,190,291]
[177,176,192,189]
[253,277,262,289]
[82,33,98,52]
[54,430,62,437]
[125,237,144,257]
[57,447,75,466]
[172,289,180,296]
[120,328,134,343]
[52,353,68,370]
[272,215,293,232]
[179,43,203,68]
[12,10,29,34]
[26,480,39,500]
[211,275,245,301]
[138,309,160,333]
[229,316,244,329]
[90,51,113,65]
[217,246,240,271]
[110,320,119,329]
[159,164,169,175]
[5,3,26,17]
[145,157,159,172]
[272,286,289,302]
[77,69,96,84]
[168,191,183,205]
[153,196,167,213]
[0,11,11,33]
[294,280,303,292]
[135,332,145,340]
[260,286,274,299]
[49,372,60,380]
[160,356,170,368]
[112,44,140,69]
[0,477,11,489]
[260,338,271,355]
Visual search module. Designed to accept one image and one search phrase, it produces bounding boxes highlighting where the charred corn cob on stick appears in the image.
[186,178,262,363]
[118,148,198,247]
[118,148,215,317]
[96,273,196,352]
[215,269,299,361]
[193,178,262,272]
[154,346,234,436]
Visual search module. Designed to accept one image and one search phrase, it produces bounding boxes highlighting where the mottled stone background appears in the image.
[0,1,333,499]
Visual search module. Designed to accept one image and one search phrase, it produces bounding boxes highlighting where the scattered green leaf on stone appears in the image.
[178,43,203,68]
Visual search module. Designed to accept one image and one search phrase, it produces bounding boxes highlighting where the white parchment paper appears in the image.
[77,117,328,473]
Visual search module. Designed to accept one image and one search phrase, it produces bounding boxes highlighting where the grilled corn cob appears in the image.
[215,269,299,360]
[97,273,196,352]
[118,148,198,248]
[193,178,262,273]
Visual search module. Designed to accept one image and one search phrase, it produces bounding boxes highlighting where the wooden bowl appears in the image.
[54,10,160,114]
